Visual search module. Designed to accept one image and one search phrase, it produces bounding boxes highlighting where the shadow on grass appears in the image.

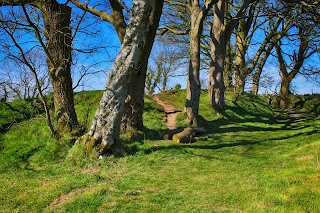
[0,101,45,134]
[140,129,319,157]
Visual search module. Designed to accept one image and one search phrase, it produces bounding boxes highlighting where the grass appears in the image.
[0,90,319,212]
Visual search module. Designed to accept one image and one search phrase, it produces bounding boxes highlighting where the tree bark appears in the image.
[120,0,163,132]
[251,48,271,95]
[224,40,233,91]
[208,0,226,113]
[185,7,203,126]
[41,2,78,133]
[185,0,216,126]
[87,0,164,155]
[234,19,248,95]
[172,127,206,143]
[1,0,79,133]
[279,75,291,108]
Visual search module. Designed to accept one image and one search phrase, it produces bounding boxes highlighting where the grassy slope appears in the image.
[0,90,319,212]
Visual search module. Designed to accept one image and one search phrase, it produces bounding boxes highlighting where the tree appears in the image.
[184,0,217,126]
[276,26,318,108]
[0,20,56,135]
[70,0,151,132]
[146,36,187,95]
[85,0,164,156]
[1,1,79,133]
[208,0,251,112]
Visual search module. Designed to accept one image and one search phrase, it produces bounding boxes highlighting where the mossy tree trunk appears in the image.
[87,0,164,155]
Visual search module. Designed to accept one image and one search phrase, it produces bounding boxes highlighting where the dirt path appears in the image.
[152,95,181,130]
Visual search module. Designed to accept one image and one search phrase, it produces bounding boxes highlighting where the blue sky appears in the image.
[0,1,319,96]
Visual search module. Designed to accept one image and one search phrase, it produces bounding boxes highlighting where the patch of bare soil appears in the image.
[152,95,181,130]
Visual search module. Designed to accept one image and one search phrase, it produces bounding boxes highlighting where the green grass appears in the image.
[0,90,319,212]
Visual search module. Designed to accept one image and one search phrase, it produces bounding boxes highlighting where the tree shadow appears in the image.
[140,129,319,159]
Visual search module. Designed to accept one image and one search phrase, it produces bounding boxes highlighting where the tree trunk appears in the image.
[120,0,163,133]
[224,1,233,91]
[251,50,271,95]
[279,75,290,109]
[88,0,163,155]
[224,40,233,91]
[234,19,247,95]
[172,127,206,143]
[41,2,78,133]
[185,7,203,126]
[208,0,226,113]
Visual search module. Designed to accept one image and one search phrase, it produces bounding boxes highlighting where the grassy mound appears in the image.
[0,90,319,212]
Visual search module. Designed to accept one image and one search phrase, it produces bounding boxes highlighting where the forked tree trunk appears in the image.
[208,0,226,113]
[41,2,78,133]
[185,7,203,126]
[120,2,163,132]
[87,0,163,155]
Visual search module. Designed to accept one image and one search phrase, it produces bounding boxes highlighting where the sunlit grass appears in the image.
[0,90,319,212]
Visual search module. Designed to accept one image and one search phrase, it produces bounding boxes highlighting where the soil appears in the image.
[152,95,181,130]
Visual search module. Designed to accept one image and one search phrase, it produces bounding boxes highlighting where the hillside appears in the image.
[0,90,320,212]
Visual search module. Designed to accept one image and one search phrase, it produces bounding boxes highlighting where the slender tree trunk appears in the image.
[185,7,203,126]
[208,0,226,113]
[88,0,164,155]
[251,50,271,95]
[42,2,78,133]
[162,74,168,92]
[224,1,233,91]
[234,19,247,95]
[224,40,233,91]
[120,0,163,132]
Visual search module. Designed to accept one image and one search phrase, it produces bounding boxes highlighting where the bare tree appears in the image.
[147,36,187,95]
[276,25,319,108]
[0,20,55,135]
[1,1,79,133]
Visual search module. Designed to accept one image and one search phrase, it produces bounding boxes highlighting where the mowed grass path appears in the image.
[0,90,319,212]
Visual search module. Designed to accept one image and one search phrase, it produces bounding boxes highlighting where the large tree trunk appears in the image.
[120,3,162,132]
[120,1,163,132]
[42,2,78,133]
[185,7,203,126]
[87,0,163,155]
[208,0,226,113]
